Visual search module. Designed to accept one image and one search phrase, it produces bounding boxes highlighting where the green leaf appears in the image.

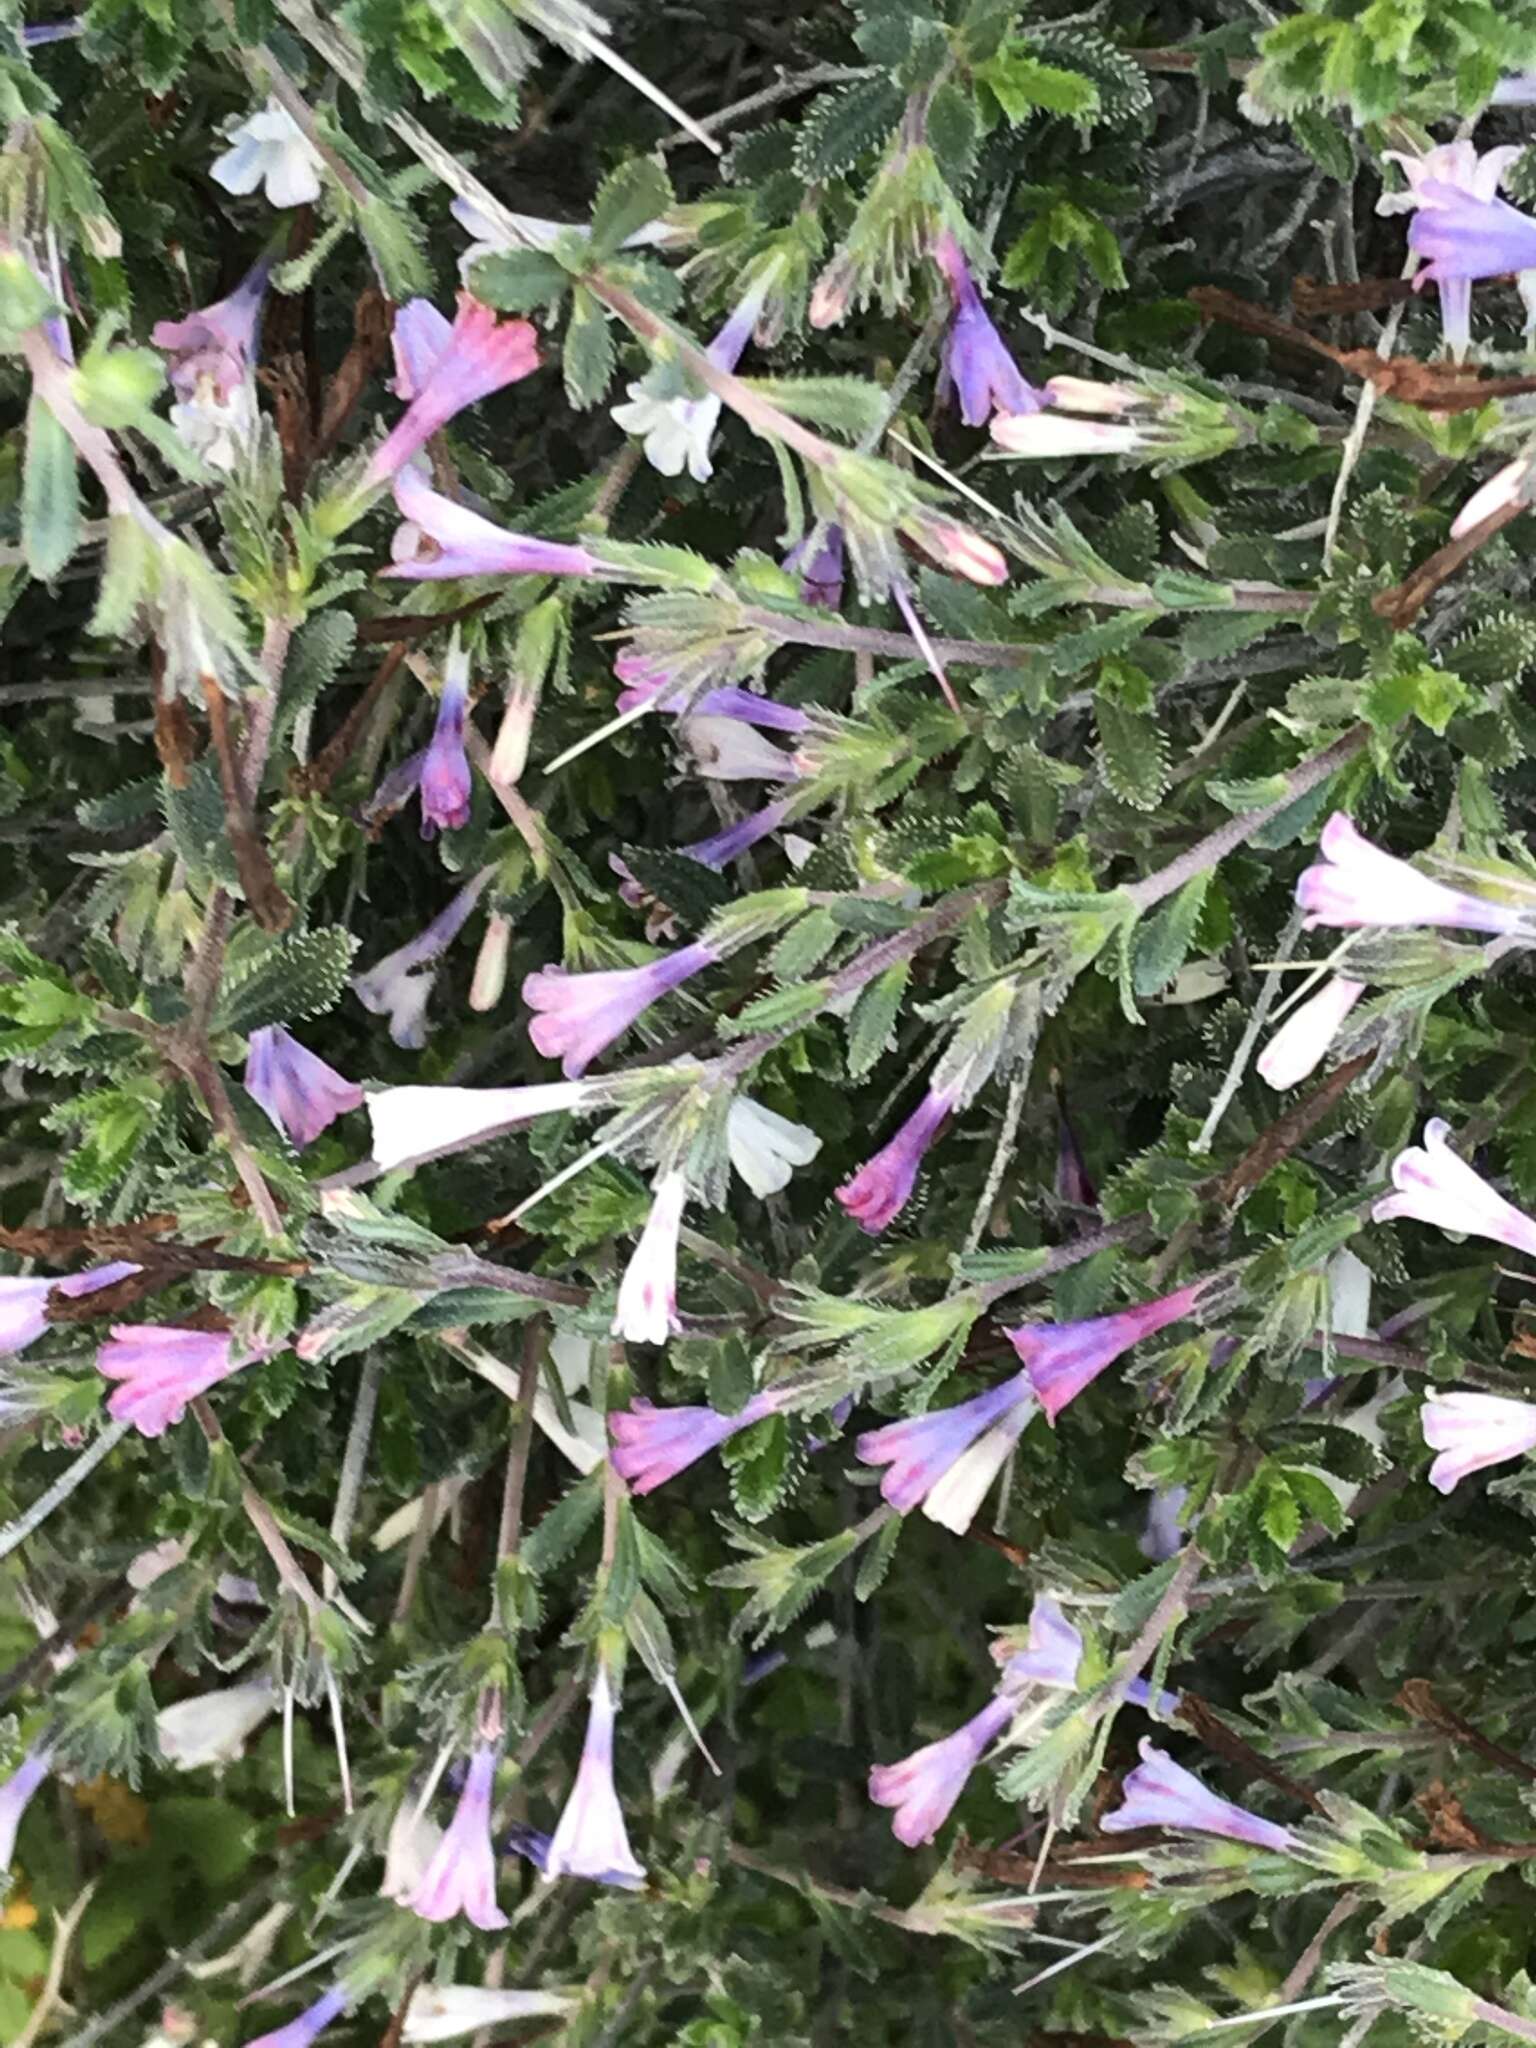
[736,376,888,442]
[22,392,79,581]
[718,981,831,1039]
[216,928,361,1033]
[1132,874,1210,997]
[722,1414,795,1523]
[617,845,734,926]
[523,1470,604,1576]
[845,961,909,1078]
[926,80,979,186]
[793,77,904,182]
[769,908,841,982]
[1094,693,1169,811]
[562,285,615,410]
[588,158,673,261]
[470,247,569,313]
[978,50,1100,123]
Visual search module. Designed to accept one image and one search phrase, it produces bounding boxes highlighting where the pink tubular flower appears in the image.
[152,250,272,402]
[612,1170,688,1347]
[363,293,540,486]
[1296,814,1527,936]
[382,466,602,583]
[990,413,1147,457]
[243,1026,363,1149]
[610,1389,780,1494]
[545,1667,646,1886]
[932,230,1046,427]
[869,1690,1015,1847]
[837,1086,955,1235]
[0,1747,52,1870]
[0,1263,141,1355]
[96,1325,255,1437]
[419,643,474,835]
[857,1371,1035,1515]
[1256,977,1366,1091]
[1374,1119,1536,1257]
[1421,1391,1536,1493]
[1101,1739,1297,1854]
[901,511,1008,588]
[1007,1281,1209,1424]
[523,940,717,1079]
[406,1745,507,1930]
[243,1986,350,2048]
[390,298,453,399]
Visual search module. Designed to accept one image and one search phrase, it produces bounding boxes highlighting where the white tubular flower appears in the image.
[381,1795,446,1903]
[402,1986,578,2044]
[1256,976,1366,1090]
[683,716,801,783]
[210,99,323,208]
[156,1677,277,1770]
[610,385,722,483]
[920,1407,1034,1535]
[990,414,1147,457]
[367,1081,595,1171]
[726,1098,822,1197]
[612,1170,688,1346]
[1451,453,1536,539]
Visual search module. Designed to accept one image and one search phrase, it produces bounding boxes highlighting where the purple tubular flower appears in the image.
[352,866,494,1050]
[682,799,793,871]
[383,466,602,582]
[96,1324,254,1437]
[1296,813,1528,935]
[151,251,272,401]
[1374,1119,1536,1257]
[1000,1595,1083,1690]
[837,1086,954,1235]
[363,293,540,487]
[857,1371,1034,1514]
[390,297,452,399]
[1421,1391,1536,1494]
[614,658,809,732]
[21,20,83,43]
[0,1747,52,1870]
[1007,1281,1210,1424]
[504,1822,639,1890]
[1408,185,1536,290]
[783,525,846,610]
[869,1690,1014,1847]
[1100,1739,1297,1854]
[243,1026,363,1149]
[243,1986,350,2048]
[545,1668,646,1886]
[406,1745,507,1929]
[933,231,1047,427]
[360,747,427,829]
[419,650,474,835]
[610,1389,780,1494]
[0,1262,141,1355]
[523,939,717,1079]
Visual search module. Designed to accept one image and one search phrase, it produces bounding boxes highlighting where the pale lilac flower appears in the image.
[1101,1739,1297,1853]
[382,466,601,583]
[1451,452,1536,538]
[1421,1391,1536,1493]
[1140,1486,1189,1562]
[210,100,323,210]
[610,1389,779,1493]
[366,1080,595,1170]
[402,1985,578,2043]
[726,1097,821,1196]
[380,1796,444,1902]
[1494,74,1536,104]
[523,939,717,1078]
[610,270,771,482]
[20,21,83,43]
[389,299,452,399]
[363,294,539,487]
[837,1085,955,1234]
[683,716,803,783]
[96,1324,256,1437]
[419,644,474,835]
[1007,1281,1210,1424]
[682,800,795,871]
[784,525,845,610]
[244,1026,363,1148]
[1374,1119,1536,1257]
[545,1667,646,1885]
[0,1262,141,1354]
[615,660,808,734]
[869,1690,1015,1846]
[360,747,427,830]
[0,1748,51,1870]
[406,1745,507,1930]
[857,1371,1035,1514]
[243,1985,349,2048]
[153,251,271,472]
[352,866,494,1049]
[990,413,1147,457]
[450,194,681,279]
[1256,977,1367,1090]
[157,1677,276,1769]
[932,231,1045,427]
[1377,141,1528,357]
[1296,813,1527,935]
[1000,1595,1084,1690]
[504,1820,640,1890]
[612,1169,687,1346]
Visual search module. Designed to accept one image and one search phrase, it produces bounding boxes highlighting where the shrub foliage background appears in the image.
[8,0,1536,2042]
